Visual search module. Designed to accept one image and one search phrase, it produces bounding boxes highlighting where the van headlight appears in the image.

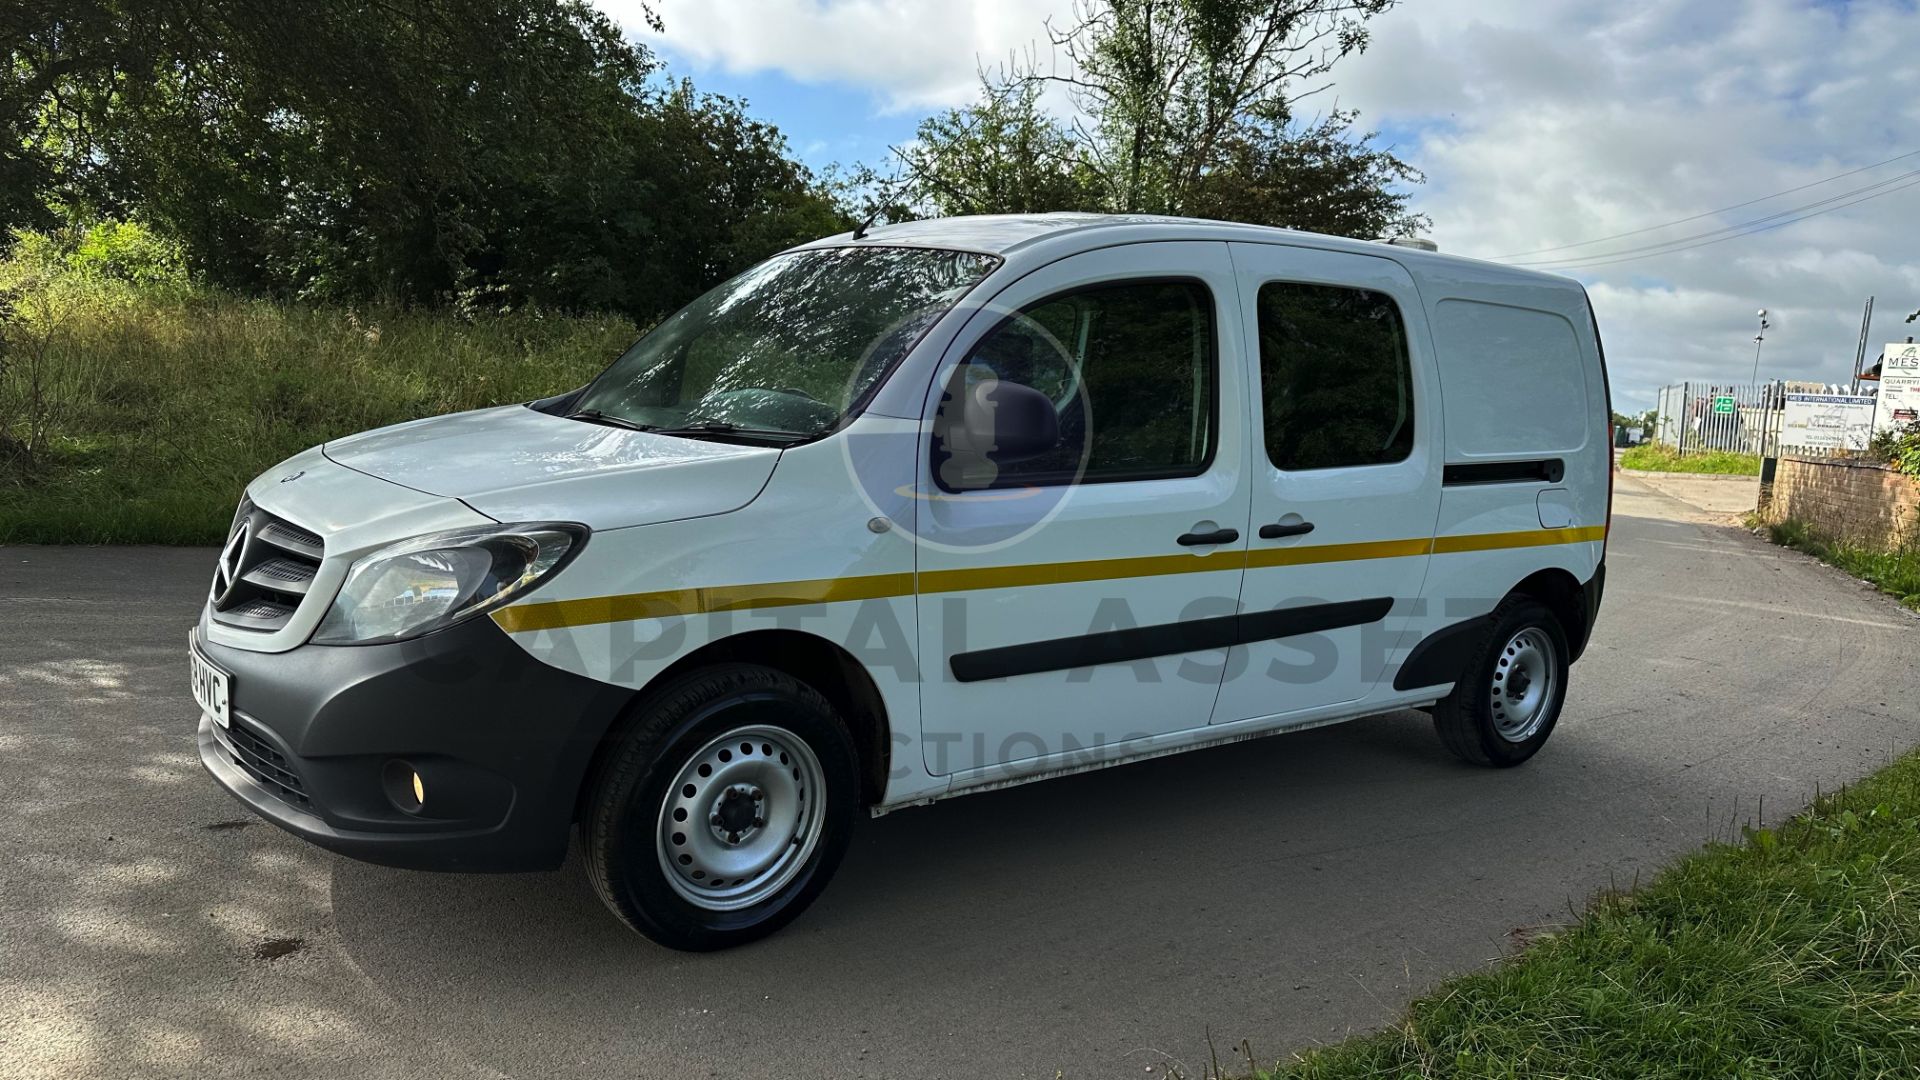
[313,523,587,645]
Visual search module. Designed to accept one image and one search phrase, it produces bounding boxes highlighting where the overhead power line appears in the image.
[1514,166,1920,270]
[1486,147,1920,261]
[1519,172,1920,272]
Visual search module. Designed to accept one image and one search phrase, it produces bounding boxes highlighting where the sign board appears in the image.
[1873,343,1920,435]
[1782,393,1876,451]
[1711,395,1736,415]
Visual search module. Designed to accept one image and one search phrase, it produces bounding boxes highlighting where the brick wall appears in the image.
[1762,455,1920,551]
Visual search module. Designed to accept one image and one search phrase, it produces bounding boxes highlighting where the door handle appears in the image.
[1176,527,1240,547]
[1258,520,1316,540]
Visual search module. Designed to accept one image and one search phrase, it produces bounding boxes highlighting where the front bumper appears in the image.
[194,613,631,872]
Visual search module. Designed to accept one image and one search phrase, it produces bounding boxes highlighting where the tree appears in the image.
[461,79,848,316]
[895,0,1426,239]
[893,79,1093,218]
[1611,409,1657,433]
[2,1,845,319]
[1187,109,1425,236]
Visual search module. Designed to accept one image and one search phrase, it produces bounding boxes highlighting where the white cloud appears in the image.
[601,0,1920,408]
[600,0,1068,112]
[1335,0,1920,407]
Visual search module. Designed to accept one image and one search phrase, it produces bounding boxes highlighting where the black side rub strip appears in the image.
[1443,458,1564,486]
[949,597,1393,683]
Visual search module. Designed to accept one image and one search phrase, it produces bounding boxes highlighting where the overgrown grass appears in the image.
[0,275,635,544]
[1253,749,1920,1079]
[1619,442,1762,475]
[1766,518,1920,610]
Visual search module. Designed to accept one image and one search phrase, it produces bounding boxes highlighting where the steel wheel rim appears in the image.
[1490,627,1557,743]
[656,724,825,912]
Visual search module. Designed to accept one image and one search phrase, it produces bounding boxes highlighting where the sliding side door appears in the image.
[1211,242,1442,725]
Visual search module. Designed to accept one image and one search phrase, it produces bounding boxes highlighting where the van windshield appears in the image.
[573,246,1000,440]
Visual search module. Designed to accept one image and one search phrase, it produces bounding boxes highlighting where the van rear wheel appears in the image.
[581,663,858,950]
[1432,596,1569,767]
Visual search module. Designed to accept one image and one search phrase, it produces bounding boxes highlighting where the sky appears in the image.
[594,0,1920,412]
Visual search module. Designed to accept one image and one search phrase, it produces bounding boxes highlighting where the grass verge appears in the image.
[1763,518,1920,610]
[1251,748,1920,1078]
[0,276,634,544]
[1619,443,1762,475]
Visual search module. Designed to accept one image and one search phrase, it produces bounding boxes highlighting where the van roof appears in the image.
[797,212,1574,285]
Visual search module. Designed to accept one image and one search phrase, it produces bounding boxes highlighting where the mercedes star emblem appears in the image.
[211,522,250,606]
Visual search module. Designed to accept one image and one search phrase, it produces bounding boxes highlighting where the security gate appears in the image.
[1653,381,1779,457]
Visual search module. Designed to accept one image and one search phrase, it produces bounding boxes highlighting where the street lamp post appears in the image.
[1749,308,1774,460]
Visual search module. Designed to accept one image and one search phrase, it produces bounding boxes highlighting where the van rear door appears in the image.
[1210,243,1442,725]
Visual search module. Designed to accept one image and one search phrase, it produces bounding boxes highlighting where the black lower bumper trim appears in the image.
[194,614,631,872]
[199,715,510,868]
[1574,560,1605,660]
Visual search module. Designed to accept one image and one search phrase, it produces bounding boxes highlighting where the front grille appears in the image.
[224,597,297,622]
[209,501,324,632]
[257,519,323,560]
[244,555,318,591]
[215,719,311,808]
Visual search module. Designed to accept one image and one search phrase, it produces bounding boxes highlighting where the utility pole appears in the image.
[1750,308,1770,386]
[1852,296,1875,393]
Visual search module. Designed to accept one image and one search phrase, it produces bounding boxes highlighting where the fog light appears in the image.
[383,759,425,813]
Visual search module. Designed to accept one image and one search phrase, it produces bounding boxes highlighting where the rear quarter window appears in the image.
[1431,298,1589,458]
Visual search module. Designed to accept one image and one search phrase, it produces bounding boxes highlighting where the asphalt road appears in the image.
[4,473,1917,1079]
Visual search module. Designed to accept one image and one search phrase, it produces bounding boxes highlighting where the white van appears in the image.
[191,214,1612,950]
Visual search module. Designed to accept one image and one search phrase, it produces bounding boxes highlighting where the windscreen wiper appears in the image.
[649,420,810,442]
[568,410,807,443]
[566,409,655,432]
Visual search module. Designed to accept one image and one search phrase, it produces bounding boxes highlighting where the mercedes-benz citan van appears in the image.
[192,214,1611,950]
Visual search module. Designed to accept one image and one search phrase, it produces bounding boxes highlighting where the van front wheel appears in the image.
[1432,597,1569,767]
[581,663,859,950]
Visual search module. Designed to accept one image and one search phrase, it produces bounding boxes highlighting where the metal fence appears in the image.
[1652,381,1778,457]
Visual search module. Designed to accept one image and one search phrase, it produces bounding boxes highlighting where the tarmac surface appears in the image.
[3,471,1915,1079]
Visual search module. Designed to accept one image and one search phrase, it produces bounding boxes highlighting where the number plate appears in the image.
[189,633,231,728]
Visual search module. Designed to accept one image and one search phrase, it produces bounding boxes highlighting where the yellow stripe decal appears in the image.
[1244,536,1433,569]
[492,573,915,634]
[917,549,1240,594]
[1432,525,1607,554]
[492,526,1604,632]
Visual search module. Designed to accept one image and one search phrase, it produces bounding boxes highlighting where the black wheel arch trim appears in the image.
[1395,562,1605,691]
[1392,613,1494,692]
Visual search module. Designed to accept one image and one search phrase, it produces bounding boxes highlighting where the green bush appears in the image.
[1260,747,1920,1078]
[1868,421,1920,481]
[1767,518,1920,608]
[0,247,636,543]
[7,220,188,288]
[1618,443,1761,475]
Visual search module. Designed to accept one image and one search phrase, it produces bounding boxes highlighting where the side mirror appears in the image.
[936,377,1060,489]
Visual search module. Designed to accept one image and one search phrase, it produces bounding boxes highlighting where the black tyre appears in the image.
[1432,596,1569,767]
[581,663,859,950]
